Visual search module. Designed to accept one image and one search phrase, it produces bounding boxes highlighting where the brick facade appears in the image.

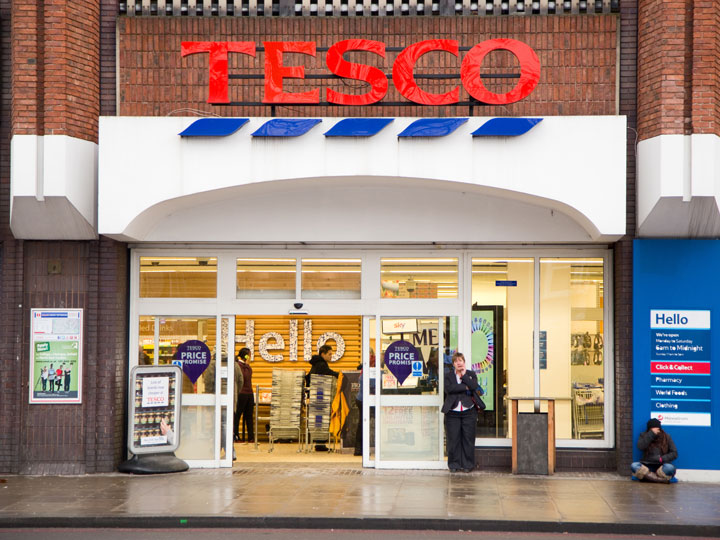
[638,0,720,140]
[11,0,100,141]
[0,0,646,474]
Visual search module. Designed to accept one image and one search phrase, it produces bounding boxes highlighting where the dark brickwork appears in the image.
[11,240,128,475]
[474,449,615,472]
[614,0,638,475]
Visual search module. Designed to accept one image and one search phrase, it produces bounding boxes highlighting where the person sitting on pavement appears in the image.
[631,418,678,483]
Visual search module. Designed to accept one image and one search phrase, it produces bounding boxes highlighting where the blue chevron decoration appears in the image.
[471,118,543,137]
[251,119,322,137]
[397,118,469,138]
[179,118,249,137]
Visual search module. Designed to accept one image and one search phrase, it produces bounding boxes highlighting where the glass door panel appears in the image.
[138,316,223,466]
[375,316,446,468]
[540,258,605,441]
[471,258,534,439]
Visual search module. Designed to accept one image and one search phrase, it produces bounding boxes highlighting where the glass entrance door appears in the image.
[137,314,233,467]
[367,316,447,469]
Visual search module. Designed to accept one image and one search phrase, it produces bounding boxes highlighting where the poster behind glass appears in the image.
[29,309,83,404]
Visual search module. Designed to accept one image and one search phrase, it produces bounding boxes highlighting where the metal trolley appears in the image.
[572,387,605,439]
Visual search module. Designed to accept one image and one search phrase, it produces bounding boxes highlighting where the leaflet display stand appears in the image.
[119,365,188,474]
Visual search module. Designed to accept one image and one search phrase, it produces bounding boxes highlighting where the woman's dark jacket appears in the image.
[637,429,678,464]
[441,370,479,413]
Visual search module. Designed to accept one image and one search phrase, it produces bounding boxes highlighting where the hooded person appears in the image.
[305,344,339,386]
[631,418,678,483]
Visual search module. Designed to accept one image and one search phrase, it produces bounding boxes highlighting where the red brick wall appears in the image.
[11,0,100,141]
[638,0,720,140]
[690,0,720,135]
[118,15,618,118]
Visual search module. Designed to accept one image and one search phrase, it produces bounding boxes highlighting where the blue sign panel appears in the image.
[495,280,518,287]
[651,374,711,387]
[634,239,720,471]
[652,387,711,400]
[651,400,711,413]
[651,329,711,360]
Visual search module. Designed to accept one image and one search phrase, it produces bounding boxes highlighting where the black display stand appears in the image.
[118,453,188,475]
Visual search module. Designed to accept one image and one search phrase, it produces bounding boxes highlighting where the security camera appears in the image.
[293,302,303,309]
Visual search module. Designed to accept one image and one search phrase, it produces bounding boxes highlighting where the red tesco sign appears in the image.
[181,38,540,106]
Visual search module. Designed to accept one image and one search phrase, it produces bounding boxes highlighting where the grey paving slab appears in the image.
[1,464,720,537]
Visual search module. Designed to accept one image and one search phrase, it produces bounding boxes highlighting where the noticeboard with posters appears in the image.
[128,365,182,454]
[29,309,83,404]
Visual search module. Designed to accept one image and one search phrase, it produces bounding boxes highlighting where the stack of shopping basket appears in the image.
[268,369,305,452]
[306,374,337,451]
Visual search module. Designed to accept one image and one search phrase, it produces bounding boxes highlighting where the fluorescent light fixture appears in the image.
[541,259,603,264]
[472,259,533,263]
[141,257,214,263]
[381,270,458,274]
[381,258,458,263]
[301,270,361,273]
[237,258,296,263]
[301,259,361,263]
[237,270,295,273]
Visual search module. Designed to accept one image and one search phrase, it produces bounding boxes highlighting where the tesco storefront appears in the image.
[85,17,625,469]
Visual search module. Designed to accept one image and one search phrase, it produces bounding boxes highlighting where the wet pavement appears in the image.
[1,463,719,536]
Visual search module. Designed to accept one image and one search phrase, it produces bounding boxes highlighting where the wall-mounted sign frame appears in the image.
[382,318,418,335]
[29,308,83,404]
[128,365,183,455]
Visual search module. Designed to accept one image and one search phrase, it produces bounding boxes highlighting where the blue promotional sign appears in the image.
[385,340,418,386]
[649,309,711,427]
[634,239,720,473]
[495,280,518,287]
[176,340,211,384]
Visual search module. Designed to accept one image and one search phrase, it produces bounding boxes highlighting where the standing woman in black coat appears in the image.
[441,352,480,472]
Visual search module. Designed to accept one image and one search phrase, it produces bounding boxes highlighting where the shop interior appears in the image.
[135,254,607,466]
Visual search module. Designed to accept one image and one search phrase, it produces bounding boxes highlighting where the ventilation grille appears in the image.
[119,0,619,17]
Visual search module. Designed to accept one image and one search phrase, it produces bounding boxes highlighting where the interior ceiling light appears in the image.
[381,258,458,263]
[302,259,361,263]
[541,259,603,264]
[381,270,458,274]
[472,259,533,263]
[237,258,296,263]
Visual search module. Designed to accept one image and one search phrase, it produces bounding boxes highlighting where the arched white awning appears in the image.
[98,116,626,243]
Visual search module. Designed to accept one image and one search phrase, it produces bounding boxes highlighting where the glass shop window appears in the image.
[301,258,361,299]
[236,258,296,299]
[471,258,534,439]
[380,258,458,299]
[539,258,605,441]
[139,257,217,298]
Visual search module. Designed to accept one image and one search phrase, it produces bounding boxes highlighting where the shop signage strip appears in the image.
[181,38,540,106]
[649,309,712,427]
